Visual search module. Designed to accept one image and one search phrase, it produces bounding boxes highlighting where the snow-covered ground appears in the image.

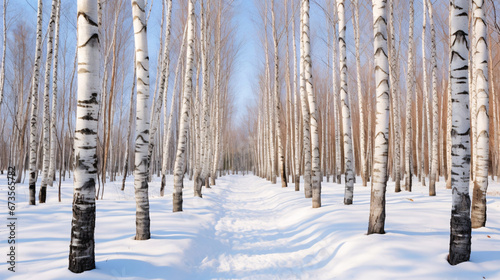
[1,172,499,280]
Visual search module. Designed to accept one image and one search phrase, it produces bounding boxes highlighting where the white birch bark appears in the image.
[272,0,287,188]
[39,0,58,203]
[337,0,354,204]
[353,0,366,187]
[405,0,415,192]
[448,0,471,265]
[388,0,401,192]
[211,7,222,185]
[303,0,321,208]
[48,0,61,187]
[332,10,341,184]
[368,0,390,234]
[300,0,312,198]
[421,0,428,186]
[471,0,489,229]
[131,0,151,240]
[292,8,300,191]
[148,0,172,176]
[161,23,187,195]
[69,0,99,272]
[28,0,43,206]
[428,0,437,196]
[193,0,207,197]
[0,0,6,107]
[173,0,195,212]
[122,59,136,191]
[200,0,212,190]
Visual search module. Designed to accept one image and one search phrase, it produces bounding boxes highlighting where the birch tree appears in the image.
[300,1,312,198]
[448,0,471,266]
[122,60,136,191]
[173,0,195,212]
[303,0,321,208]
[388,0,401,192]
[0,0,6,107]
[353,0,367,186]
[48,0,61,187]
[421,0,428,187]
[337,0,354,204]
[200,0,213,191]
[39,0,58,203]
[272,0,287,188]
[292,1,301,191]
[161,23,187,195]
[471,0,489,229]
[368,0,390,234]
[428,0,437,196]
[404,0,415,192]
[28,0,43,205]
[69,0,99,272]
[131,0,151,240]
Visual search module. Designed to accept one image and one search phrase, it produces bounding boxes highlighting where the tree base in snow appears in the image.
[173,193,183,212]
[29,182,36,205]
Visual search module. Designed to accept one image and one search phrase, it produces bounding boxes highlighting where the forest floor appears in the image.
[1,173,500,279]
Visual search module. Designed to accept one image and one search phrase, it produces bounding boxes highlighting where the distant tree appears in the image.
[0,0,6,107]
[48,0,61,188]
[173,0,195,212]
[337,0,354,204]
[405,0,415,192]
[28,0,43,206]
[39,0,58,203]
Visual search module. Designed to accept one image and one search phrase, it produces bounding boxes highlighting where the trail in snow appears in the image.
[0,174,500,280]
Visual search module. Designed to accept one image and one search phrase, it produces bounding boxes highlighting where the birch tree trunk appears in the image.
[148,0,173,180]
[428,0,437,196]
[272,0,287,188]
[337,0,354,204]
[28,0,43,206]
[353,0,366,187]
[161,23,187,195]
[39,0,58,203]
[405,0,415,192]
[421,0,428,187]
[69,0,99,272]
[368,0,390,234]
[173,0,195,212]
[200,0,212,191]
[122,59,136,191]
[388,0,401,192]
[332,11,341,184]
[131,0,151,240]
[0,0,6,107]
[292,4,300,191]
[194,0,208,198]
[303,0,321,208]
[48,0,61,187]
[211,4,222,186]
[471,0,489,229]
[448,0,471,266]
[300,1,312,198]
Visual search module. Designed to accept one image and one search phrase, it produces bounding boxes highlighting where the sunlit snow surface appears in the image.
[1,173,499,280]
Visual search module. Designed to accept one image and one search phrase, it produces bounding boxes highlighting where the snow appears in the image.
[1,173,500,279]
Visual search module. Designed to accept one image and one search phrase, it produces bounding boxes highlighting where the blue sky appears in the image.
[12,0,260,121]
